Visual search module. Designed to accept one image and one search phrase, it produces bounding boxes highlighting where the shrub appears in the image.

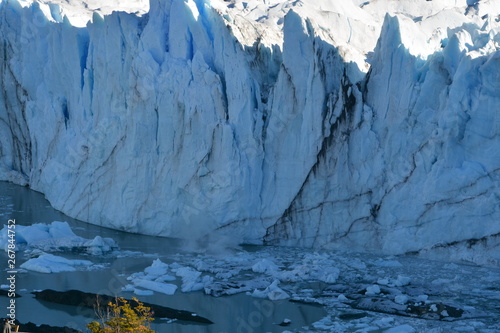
[87,297,154,333]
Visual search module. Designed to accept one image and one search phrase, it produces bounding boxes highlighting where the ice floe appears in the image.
[20,253,94,273]
[0,221,117,255]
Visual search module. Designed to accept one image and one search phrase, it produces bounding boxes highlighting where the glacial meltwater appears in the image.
[1,181,499,332]
[0,181,326,332]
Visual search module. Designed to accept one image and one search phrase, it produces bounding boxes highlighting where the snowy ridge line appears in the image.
[0,0,499,264]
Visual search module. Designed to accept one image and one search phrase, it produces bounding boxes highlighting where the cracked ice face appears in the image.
[0,0,499,262]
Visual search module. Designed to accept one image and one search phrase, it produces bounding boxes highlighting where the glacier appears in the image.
[0,0,499,264]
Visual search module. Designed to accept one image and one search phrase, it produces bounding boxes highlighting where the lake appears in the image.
[0,181,326,332]
[1,181,499,333]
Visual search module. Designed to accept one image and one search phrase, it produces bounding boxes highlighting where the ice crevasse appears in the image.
[0,0,499,264]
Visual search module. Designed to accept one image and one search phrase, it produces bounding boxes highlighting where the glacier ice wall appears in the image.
[0,0,499,263]
[266,13,500,258]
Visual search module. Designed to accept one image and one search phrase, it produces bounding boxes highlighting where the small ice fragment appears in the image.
[132,279,178,295]
[338,294,348,301]
[252,258,278,274]
[122,284,135,292]
[374,317,394,327]
[395,275,411,286]
[431,278,450,285]
[416,295,428,303]
[251,280,289,300]
[20,253,93,273]
[365,285,381,295]
[384,324,416,333]
[441,310,449,317]
[279,318,292,326]
[318,266,340,283]
[394,295,408,304]
[374,259,403,267]
[144,259,169,276]
[377,278,390,285]
[134,289,154,296]
[430,304,438,312]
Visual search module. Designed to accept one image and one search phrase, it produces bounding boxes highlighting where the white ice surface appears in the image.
[384,325,416,333]
[119,245,500,332]
[0,221,117,255]
[20,253,93,273]
[250,279,289,300]
[15,0,149,27]
[124,259,178,295]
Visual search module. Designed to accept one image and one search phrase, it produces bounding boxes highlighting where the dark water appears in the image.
[0,181,326,332]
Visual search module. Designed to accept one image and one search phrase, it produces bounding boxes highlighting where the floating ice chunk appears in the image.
[312,316,346,331]
[175,266,202,292]
[317,266,340,283]
[122,284,135,292]
[251,280,289,300]
[374,259,403,268]
[155,275,177,283]
[365,285,381,295]
[378,276,411,287]
[348,259,367,270]
[127,259,214,294]
[432,278,452,285]
[416,295,428,303]
[394,275,411,287]
[133,289,154,296]
[338,294,348,302]
[394,295,408,304]
[124,259,179,294]
[250,289,268,300]
[377,278,390,285]
[443,263,459,270]
[85,236,116,255]
[20,253,93,273]
[280,318,291,326]
[132,279,177,295]
[0,221,117,254]
[384,325,416,333]
[374,317,395,328]
[277,265,310,282]
[174,266,213,292]
[144,259,170,277]
[273,254,340,283]
[252,258,279,274]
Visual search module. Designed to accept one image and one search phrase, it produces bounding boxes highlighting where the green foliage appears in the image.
[87,297,154,333]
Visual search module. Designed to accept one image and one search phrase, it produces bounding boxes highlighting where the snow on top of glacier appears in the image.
[210,0,499,73]
[23,0,499,72]
[17,0,150,26]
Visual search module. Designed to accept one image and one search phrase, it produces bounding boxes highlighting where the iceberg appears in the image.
[0,0,498,263]
[20,253,93,273]
[0,221,117,254]
[251,279,289,301]
[124,258,178,295]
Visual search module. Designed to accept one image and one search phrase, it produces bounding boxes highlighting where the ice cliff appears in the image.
[0,0,499,264]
